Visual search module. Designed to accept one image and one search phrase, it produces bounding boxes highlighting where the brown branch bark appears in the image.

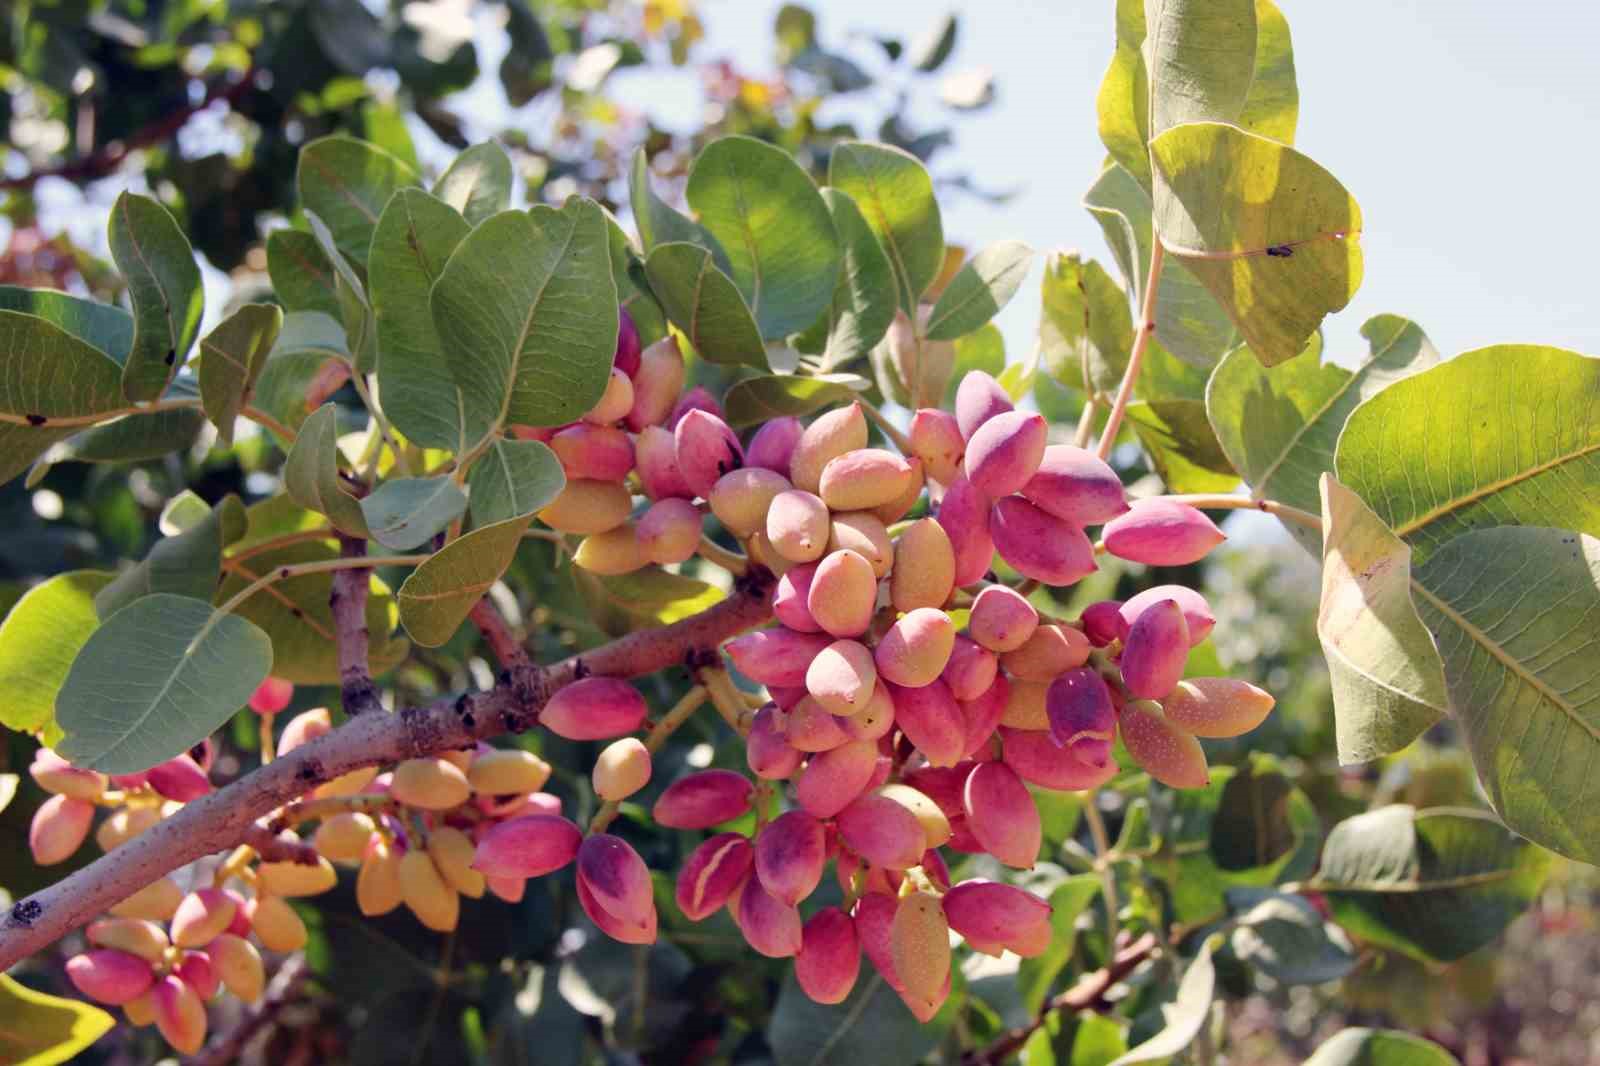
[0,574,775,970]
[468,598,531,671]
[330,536,380,716]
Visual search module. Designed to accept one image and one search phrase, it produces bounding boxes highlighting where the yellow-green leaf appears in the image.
[0,973,115,1066]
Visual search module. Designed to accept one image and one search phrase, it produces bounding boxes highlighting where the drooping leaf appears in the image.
[1208,316,1438,551]
[398,515,535,646]
[1313,805,1549,962]
[795,188,896,369]
[1228,893,1356,985]
[0,973,116,1066]
[1304,1028,1461,1066]
[1334,344,1600,562]
[1017,875,1102,1012]
[433,141,513,226]
[1095,0,1153,186]
[595,569,727,626]
[686,135,842,340]
[1124,400,1238,493]
[0,570,112,743]
[431,200,618,435]
[303,209,375,374]
[629,149,727,268]
[1039,251,1133,399]
[0,286,131,360]
[108,192,204,402]
[467,439,566,528]
[922,240,1032,341]
[768,972,953,1066]
[1108,936,1217,1066]
[1316,477,1448,764]
[723,373,869,428]
[266,229,341,318]
[371,188,472,450]
[295,135,419,268]
[56,593,273,773]
[361,477,468,551]
[95,495,247,620]
[284,404,369,537]
[198,304,284,444]
[1150,122,1362,367]
[829,142,944,314]
[643,243,768,369]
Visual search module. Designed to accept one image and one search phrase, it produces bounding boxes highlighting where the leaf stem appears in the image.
[216,553,429,618]
[857,398,915,455]
[1083,789,1120,944]
[348,370,409,479]
[1096,241,1166,460]
[1153,493,1321,531]
[1074,397,1100,448]
[258,713,276,766]
[241,404,298,446]
[697,535,749,577]
[699,665,753,736]
[0,396,201,429]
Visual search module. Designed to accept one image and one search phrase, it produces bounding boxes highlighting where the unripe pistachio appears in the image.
[88,917,170,962]
[551,423,635,481]
[30,794,93,865]
[123,990,157,1026]
[584,366,636,425]
[1001,727,1119,791]
[820,448,916,512]
[428,826,486,899]
[808,549,879,638]
[942,880,1051,953]
[968,586,1039,653]
[964,410,1047,497]
[399,849,460,932]
[153,975,207,1054]
[964,761,1041,868]
[541,677,647,740]
[991,496,1097,587]
[891,891,951,1011]
[796,740,880,818]
[851,892,906,993]
[888,679,966,768]
[806,639,878,716]
[277,706,332,757]
[936,474,994,587]
[710,467,791,538]
[1000,678,1049,730]
[891,518,955,612]
[887,308,955,406]
[836,791,926,869]
[878,784,952,848]
[1046,668,1117,767]
[625,335,686,431]
[29,749,106,800]
[941,634,997,701]
[613,308,643,377]
[313,812,376,863]
[468,748,552,796]
[437,748,473,772]
[901,764,973,819]
[592,737,652,802]
[1120,598,1190,700]
[675,832,753,921]
[652,769,754,828]
[909,408,965,485]
[390,757,471,810]
[959,674,1010,756]
[314,764,380,800]
[1103,499,1225,566]
[96,803,162,852]
[248,676,295,715]
[577,834,656,943]
[1080,599,1125,646]
[635,425,695,500]
[472,814,583,878]
[67,949,153,1005]
[1118,585,1215,646]
[636,497,702,565]
[755,810,827,906]
[171,887,238,948]
[538,478,633,534]
[1161,677,1275,738]
[1120,699,1209,788]
[208,933,265,1001]
[827,511,893,577]
[725,627,834,687]
[668,385,722,430]
[875,608,957,688]
[767,489,830,563]
[747,529,796,576]
[1001,623,1091,681]
[242,893,305,951]
[356,838,404,917]
[790,403,868,494]
[177,949,218,1001]
[836,681,896,742]
[574,521,650,575]
[773,563,822,633]
[734,875,803,958]
[675,409,745,499]
[796,906,860,1004]
[109,877,184,922]
[256,855,338,897]
[747,704,805,779]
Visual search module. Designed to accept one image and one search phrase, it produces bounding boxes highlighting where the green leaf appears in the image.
[304,209,375,374]
[1209,759,1298,871]
[1145,0,1257,139]
[284,404,369,537]
[1316,476,1449,763]
[1108,936,1217,1066]
[1150,122,1363,367]
[501,0,554,106]
[433,141,513,226]
[0,310,127,423]
[431,200,618,435]
[1208,316,1438,551]
[467,439,566,528]
[96,494,246,620]
[1228,893,1356,985]
[945,323,1006,405]
[604,208,668,347]
[56,593,273,773]
[1124,400,1238,493]
[198,303,284,445]
[252,313,348,443]
[643,242,768,369]
[1410,527,1600,865]
[1241,0,1300,144]
[686,135,842,340]
[795,188,896,369]
[1094,0,1153,187]
[1304,1028,1461,1066]
[39,407,205,478]
[1313,805,1549,962]
[0,973,115,1066]
[829,142,944,314]
[361,477,468,551]
[296,135,419,268]
[1017,875,1102,1012]
[1039,251,1133,399]
[371,188,471,449]
[266,229,341,318]
[907,13,958,72]
[768,972,952,1066]
[922,240,1032,341]
[723,373,869,428]
[0,286,131,361]
[108,191,204,402]
[398,514,535,646]
[0,570,112,743]
[629,149,727,267]
[595,569,727,625]
[161,490,212,534]
[1334,345,1600,562]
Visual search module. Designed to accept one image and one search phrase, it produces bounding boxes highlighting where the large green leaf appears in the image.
[38,407,205,479]
[1304,1028,1461,1066]
[1144,0,1256,138]
[295,135,419,268]
[198,303,284,444]
[794,188,896,370]
[0,286,131,360]
[284,404,369,537]
[1038,251,1132,399]
[1316,477,1447,764]
[643,243,767,369]
[431,200,618,435]
[398,515,535,646]
[768,972,952,1066]
[433,141,513,226]
[0,310,127,423]
[1411,527,1600,864]
[1312,805,1549,962]
[0,973,115,1066]
[108,192,204,402]
[1208,316,1438,551]
[722,373,868,428]
[828,142,944,314]
[1150,122,1362,367]
[371,188,471,449]
[921,241,1032,342]
[266,228,341,318]
[0,570,112,743]
[1095,0,1153,186]
[56,593,273,773]
[1228,893,1355,985]
[1335,345,1600,562]
[1108,936,1217,1066]
[96,494,247,620]
[361,477,468,551]
[686,135,841,340]
[1124,400,1238,493]
[467,439,566,528]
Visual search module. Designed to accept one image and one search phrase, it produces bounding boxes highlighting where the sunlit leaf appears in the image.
[0,973,115,1066]
[0,570,113,743]
[922,240,1032,341]
[296,135,419,268]
[433,141,513,226]
[829,142,944,315]
[109,191,204,402]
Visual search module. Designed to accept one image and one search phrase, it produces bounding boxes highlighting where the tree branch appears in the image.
[0,573,775,970]
[468,598,530,671]
[330,536,381,716]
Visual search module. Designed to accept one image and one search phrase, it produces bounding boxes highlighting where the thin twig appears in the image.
[858,398,915,455]
[589,684,708,833]
[1083,790,1120,943]
[1097,242,1166,460]
[1152,493,1322,531]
